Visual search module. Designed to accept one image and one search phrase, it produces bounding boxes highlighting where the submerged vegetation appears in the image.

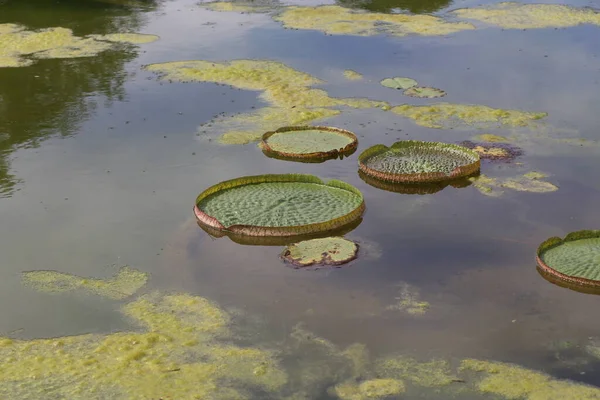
[385,283,430,315]
[0,23,158,68]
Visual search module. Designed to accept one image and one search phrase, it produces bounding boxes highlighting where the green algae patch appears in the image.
[461,359,600,399]
[375,356,457,387]
[391,103,547,129]
[472,133,511,143]
[88,33,159,44]
[273,5,475,37]
[344,70,363,80]
[453,3,600,30]
[261,125,358,161]
[385,283,430,315]
[333,379,405,399]
[470,172,558,197]
[459,141,523,162]
[536,230,600,292]
[281,237,359,268]
[381,77,418,90]
[0,292,287,399]
[0,24,158,68]
[194,174,365,237]
[404,86,446,98]
[145,60,387,144]
[21,266,148,300]
[358,140,480,184]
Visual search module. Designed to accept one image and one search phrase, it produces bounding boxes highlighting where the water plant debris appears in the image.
[403,87,446,98]
[358,140,480,184]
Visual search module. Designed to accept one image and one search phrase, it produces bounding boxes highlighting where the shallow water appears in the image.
[2,0,600,397]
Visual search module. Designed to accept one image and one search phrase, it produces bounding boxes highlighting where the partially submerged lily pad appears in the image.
[536,230,600,292]
[460,140,522,161]
[281,237,359,268]
[403,86,446,98]
[194,174,365,237]
[260,126,358,161]
[358,170,472,195]
[358,141,480,184]
[380,77,417,90]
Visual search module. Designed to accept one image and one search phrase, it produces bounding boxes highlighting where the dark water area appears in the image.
[2,0,600,397]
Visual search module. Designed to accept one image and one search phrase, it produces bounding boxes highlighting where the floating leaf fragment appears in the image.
[403,86,446,98]
[380,77,417,90]
[358,140,480,184]
[281,237,359,268]
[343,70,363,80]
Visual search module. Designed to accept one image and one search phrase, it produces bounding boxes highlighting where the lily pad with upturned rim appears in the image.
[380,77,418,90]
[403,87,446,98]
[358,170,474,194]
[260,126,358,161]
[194,174,365,237]
[536,230,600,292]
[358,141,480,184]
[281,237,359,268]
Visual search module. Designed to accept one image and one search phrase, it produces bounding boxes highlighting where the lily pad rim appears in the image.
[536,230,600,289]
[358,140,481,184]
[194,173,365,237]
[260,125,359,160]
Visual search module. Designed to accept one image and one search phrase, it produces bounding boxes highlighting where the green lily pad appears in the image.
[358,141,480,184]
[403,86,446,98]
[260,126,358,161]
[194,174,365,237]
[537,230,600,292]
[281,237,358,268]
[380,77,418,90]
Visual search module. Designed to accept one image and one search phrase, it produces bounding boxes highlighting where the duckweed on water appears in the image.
[453,2,600,30]
[391,103,547,129]
[21,266,148,300]
[0,291,287,399]
[144,60,388,144]
[344,70,363,80]
[0,24,158,68]
[273,5,475,37]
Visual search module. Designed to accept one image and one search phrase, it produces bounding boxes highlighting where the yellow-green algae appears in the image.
[344,70,363,80]
[273,5,475,37]
[144,60,388,144]
[473,133,511,143]
[333,379,405,399]
[470,172,558,197]
[375,356,458,387]
[22,266,148,300]
[460,359,600,399]
[0,24,158,68]
[88,33,159,44]
[386,283,430,315]
[391,103,547,129]
[0,292,286,399]
[453,2,600,30]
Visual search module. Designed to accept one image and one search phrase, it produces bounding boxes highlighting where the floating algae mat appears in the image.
[194,174,365,237]
[273,5,475,37]
[470,172,558,197]
[260,126,358,161]
[281,237,359,268]
[0,23,158,68]
[21,266,148,300]
[144,60,388,144]
[391,103,547,129]
[358,141,480,184]
[460,140,522,162]
[536,230,600,294]
[403,86,446,99]
[452,2,600,30]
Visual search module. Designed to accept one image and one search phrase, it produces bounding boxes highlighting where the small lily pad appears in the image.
[281,237,358,268]
[380,77,418,90]
[358,141,480,184]
[537,230,600,293]
[403,87,446,98]
[260,126,358,161]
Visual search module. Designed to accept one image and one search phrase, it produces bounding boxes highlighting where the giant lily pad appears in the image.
[194,174,365,237]
[260,126,358,161]
[358,170,473,194]
[537,230,600,292]
[281,237,359,268]
[358,141,480,184]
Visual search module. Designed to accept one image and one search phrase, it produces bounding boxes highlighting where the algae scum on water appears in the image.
[0,23,158,68]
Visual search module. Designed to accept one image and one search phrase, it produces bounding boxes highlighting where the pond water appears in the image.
[2,0,600,398]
